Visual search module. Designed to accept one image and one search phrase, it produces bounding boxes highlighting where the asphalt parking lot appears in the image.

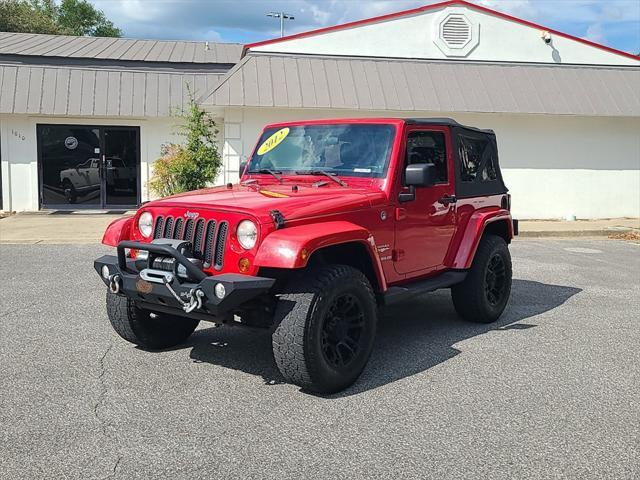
[1,238,638,479]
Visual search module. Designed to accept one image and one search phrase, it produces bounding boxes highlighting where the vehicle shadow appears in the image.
[184,279,582,396]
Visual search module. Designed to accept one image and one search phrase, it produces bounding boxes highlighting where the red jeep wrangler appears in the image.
[95,118,516,393]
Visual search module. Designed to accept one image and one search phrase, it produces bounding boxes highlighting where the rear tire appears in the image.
[451,234,512,323]
[272,265,377,394]
[106,292,199,349]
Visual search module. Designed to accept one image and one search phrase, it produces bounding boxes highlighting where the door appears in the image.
[38,125,140,209]
[394,127,457,275]
[104,128,139,207]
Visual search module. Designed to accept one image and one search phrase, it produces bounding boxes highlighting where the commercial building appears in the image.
[0,33,241,210]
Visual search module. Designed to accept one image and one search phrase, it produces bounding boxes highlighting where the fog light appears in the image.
[214,283,226,299]
[101,265,110,279]
[238,257,251,273]
[137,250,149,262]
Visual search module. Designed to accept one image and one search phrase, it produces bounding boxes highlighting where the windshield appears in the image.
[248,124,396,178]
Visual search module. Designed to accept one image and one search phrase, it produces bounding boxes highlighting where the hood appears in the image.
[146,181,384,224]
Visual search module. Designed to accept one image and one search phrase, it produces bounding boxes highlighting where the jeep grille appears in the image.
[153,215,228,270]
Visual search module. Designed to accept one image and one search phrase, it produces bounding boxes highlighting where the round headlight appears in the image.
[138,212,153,238]
[237,220,257,250]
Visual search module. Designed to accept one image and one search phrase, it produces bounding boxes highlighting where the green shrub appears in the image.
[148,89,222,198]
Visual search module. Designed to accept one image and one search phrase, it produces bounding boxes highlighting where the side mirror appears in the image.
[399,163,437,202]
[405,163,437,187]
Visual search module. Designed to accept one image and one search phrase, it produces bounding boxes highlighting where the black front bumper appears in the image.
[94,240,275,320]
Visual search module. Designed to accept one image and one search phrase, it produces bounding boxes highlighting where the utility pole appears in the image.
[266,12,295,37]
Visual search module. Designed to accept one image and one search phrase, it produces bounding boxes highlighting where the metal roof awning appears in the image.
[0,63,225,116]
[0,32,243,64]
[203,53,640,117]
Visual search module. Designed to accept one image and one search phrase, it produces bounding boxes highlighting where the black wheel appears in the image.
[451,234,512,323]
[272,265,377,394]
[106,291,199,349]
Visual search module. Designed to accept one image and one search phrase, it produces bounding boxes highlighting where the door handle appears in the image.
[438,195,457,205]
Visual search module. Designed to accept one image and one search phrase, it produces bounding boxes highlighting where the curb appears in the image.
[517,228,638,238]
[1,239,103,245]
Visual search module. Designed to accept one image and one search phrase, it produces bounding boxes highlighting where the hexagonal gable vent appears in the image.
[441,14,471,47]
[433,11,479,57]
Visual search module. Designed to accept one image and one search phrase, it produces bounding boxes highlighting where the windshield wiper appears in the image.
[248,169,283,183]
[295,170,347,187]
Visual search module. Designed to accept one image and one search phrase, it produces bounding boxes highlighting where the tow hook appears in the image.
[162,276,205,313]
[108,274,121,294]
[184,289,205,313]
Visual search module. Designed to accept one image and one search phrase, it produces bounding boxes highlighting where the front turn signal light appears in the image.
[238,257,251,273]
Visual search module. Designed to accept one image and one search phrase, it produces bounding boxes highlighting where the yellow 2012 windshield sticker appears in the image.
[257,128,289,155]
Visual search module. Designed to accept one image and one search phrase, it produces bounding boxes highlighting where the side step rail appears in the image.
[382,270,467,306]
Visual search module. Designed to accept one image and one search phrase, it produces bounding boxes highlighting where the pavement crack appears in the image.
[94,342,113,436]
[105,455,122,480]
[94,343,124,479]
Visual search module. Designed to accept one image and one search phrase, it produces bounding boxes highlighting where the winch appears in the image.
[136,239,203,281]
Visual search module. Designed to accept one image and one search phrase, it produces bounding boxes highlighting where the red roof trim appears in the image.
[244,0,454,50]
[244,0,639,61]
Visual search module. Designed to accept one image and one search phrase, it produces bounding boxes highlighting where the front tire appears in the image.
[62,179,77,204]
[106,292,199,349]
[451,234,512,323]
[272,265,377,394]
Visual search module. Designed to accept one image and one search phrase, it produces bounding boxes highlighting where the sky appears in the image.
[92,0,640,55]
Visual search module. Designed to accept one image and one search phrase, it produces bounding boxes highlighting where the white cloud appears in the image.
[477,0,538,19]
[93,0,639,52]
[585,23,606,43]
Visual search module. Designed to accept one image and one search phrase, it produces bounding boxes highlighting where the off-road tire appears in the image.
[106,292,199,349]
[451,234,512,323]
[62,179,77,204]
[272,265,377,394]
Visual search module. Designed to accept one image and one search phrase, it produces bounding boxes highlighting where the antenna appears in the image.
[266,11,295,38]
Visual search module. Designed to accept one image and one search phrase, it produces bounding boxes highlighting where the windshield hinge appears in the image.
[270,209,286,229]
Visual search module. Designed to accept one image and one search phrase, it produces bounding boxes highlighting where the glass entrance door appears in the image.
[104,128,139,206]
[38,125,140,209]
[39,125,101,207]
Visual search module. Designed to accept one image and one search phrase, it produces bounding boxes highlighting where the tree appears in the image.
[57,0,121,37]
[0,0,121,37]
[148,88,223,198]
[0,0,61,34]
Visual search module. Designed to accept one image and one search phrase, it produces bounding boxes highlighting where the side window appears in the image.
[406,131,448,183]
[458,135,497,182]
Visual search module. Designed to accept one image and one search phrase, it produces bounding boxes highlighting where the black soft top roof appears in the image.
[404,118,495,135]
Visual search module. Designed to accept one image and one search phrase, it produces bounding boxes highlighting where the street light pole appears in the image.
[266,11,295,37]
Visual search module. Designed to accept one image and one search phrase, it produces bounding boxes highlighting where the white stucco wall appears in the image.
[221,107,640,219]
[0,114,181,211]
[250,5,639,66]
[3,109,638,219]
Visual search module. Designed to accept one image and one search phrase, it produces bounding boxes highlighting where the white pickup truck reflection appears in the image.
[60,157,135,203]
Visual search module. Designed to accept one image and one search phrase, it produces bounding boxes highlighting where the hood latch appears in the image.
[270,209,286,229]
